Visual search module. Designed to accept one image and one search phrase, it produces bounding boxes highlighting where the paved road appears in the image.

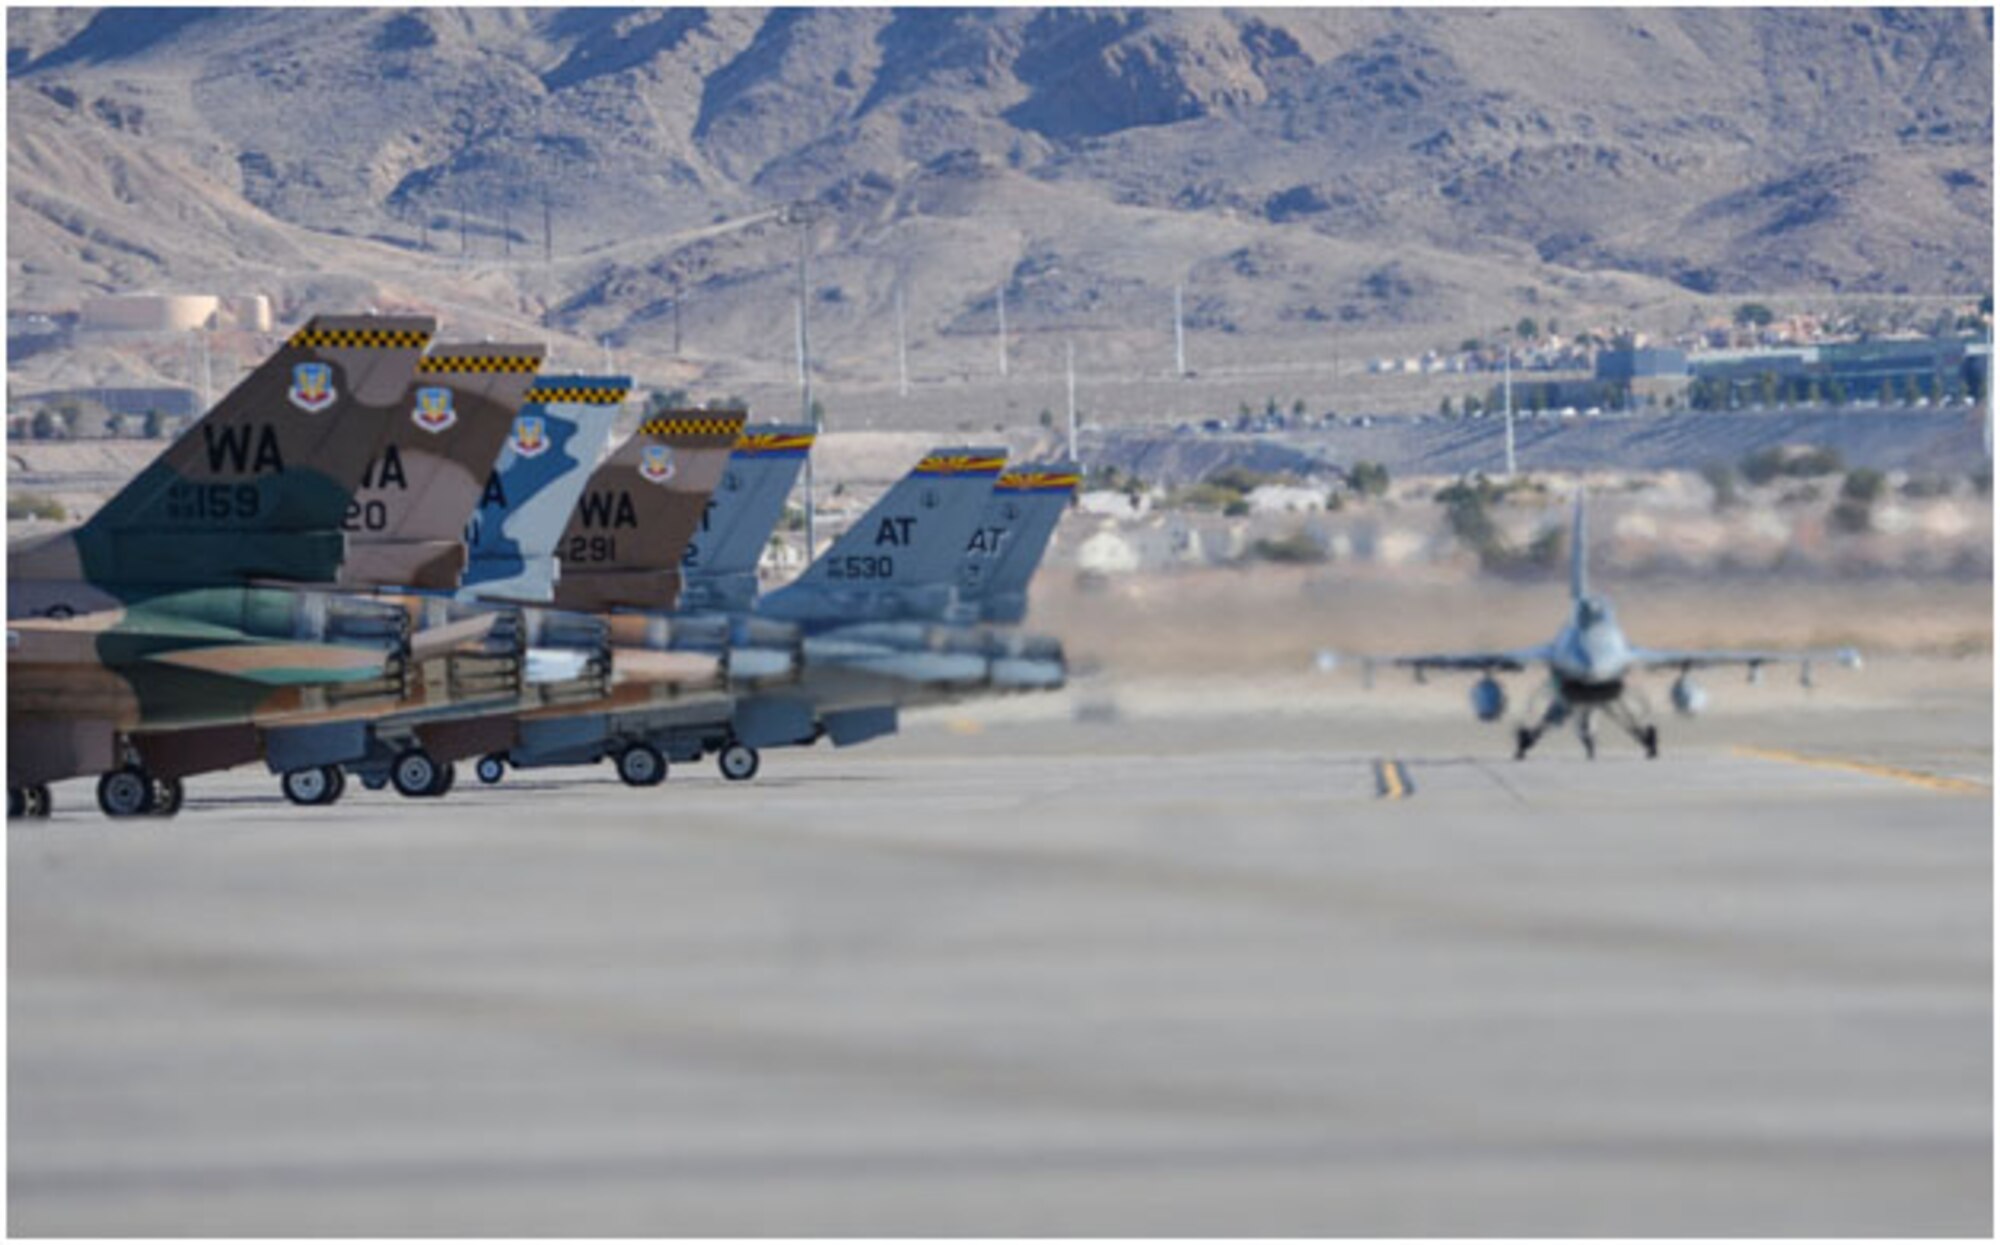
[10,711,1991,1235]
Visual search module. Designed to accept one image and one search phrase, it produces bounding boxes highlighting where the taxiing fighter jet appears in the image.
[1375,492,1860,759]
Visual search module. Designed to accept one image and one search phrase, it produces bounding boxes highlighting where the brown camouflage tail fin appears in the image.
[551,409,747,613]
[337,342,547,592]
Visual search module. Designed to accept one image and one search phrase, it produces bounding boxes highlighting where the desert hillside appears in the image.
[7,7,1992,415]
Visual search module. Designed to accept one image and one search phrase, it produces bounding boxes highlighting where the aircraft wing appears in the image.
[1388,644,1554,675]
[1630,646,1863,675]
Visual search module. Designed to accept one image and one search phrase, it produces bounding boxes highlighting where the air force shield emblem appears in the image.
[638,443,677,485]
[412,386,457,434]
[288,362,336,413]
[512,415,548,459]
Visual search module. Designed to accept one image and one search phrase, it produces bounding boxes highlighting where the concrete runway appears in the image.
[10,687,1991,1235]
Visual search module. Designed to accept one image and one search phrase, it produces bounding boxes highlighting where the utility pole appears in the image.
[1503,344,1517,478]
[896,283,909,398]
[542,190,553,263]
[785,200,822,556]
[458,195,468,256]
[1174,283,1186,378]
[672,293,683,358]
[502,203,512,258]
[996,283,1009,378]
[1065,338,1078,460]
[601,336,613,375]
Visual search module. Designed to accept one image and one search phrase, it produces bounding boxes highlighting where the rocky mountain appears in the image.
[6,7,1992,408]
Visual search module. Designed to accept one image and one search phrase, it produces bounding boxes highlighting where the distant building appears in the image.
[1595,346,1688,382]
[19,386,201,421]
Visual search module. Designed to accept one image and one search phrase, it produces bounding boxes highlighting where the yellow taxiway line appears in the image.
[1732,746,1991,797]
[1374,759,1414,800]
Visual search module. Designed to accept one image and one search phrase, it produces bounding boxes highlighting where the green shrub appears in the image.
[1840,468,1886,503]
[7,492,65,522]
[1248,530,1326,564]
[1346,460,1390,498]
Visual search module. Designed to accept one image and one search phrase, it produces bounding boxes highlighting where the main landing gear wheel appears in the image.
[282,765,345,807]
[391,750,441,799]
[97,766,154,818]
[429,762,456,797]
[147,777,184,818]
[717,742,760,782]
[475,754,507,785]
[8,784,52,819]
[360,773,388,792]
[616,742,667,787]
[1514,726,1535,761]
[1641,725,1660,759]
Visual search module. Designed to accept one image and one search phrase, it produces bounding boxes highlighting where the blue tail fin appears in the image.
[757,446,1007,626]
[957,461,1080,624]
[677,425,816,615]
[459,376,629,604]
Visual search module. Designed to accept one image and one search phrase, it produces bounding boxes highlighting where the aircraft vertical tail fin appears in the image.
[336,342,546,592]
[958,461,1080,625]
[1570,488,1589,603]
[549,409,747,613]
[756,446,1008,625]
[459,376,630,605]
[29,315,435,588]
[676,424,816,614]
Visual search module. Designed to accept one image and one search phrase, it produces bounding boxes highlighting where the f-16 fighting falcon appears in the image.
[1378,493,1861,759]
[7,315,438,818]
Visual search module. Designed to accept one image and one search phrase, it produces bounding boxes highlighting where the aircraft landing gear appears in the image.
[282,765,346,807]
[717,741,760,783]
[475,754,507,785]
[97,766,156,818]
[1604,696,1659,760]
[1577,708,1598,761]
[616,742,667,787]
[147,777,184,818]
[391,749,453,799]
[10,784,52,819]
[1515,696,1570,762]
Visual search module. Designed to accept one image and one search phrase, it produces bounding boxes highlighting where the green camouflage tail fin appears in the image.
[677,424,816,615]
[10,314,433,609]
[550,409,748,613]
[337,342,546,592]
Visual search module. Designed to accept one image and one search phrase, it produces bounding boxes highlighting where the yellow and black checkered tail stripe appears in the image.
[734,431,816,455]
[419,353,543,375]
[527,385,629,405]
[916,453,1007,476]
[998,470,1082,494]
[289,326,432,350]
[638,413,747,438]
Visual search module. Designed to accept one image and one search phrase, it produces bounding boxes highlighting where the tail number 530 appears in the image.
[828,554,893,580]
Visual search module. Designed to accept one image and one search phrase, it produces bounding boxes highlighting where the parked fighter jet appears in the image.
[1376,492,1861,759]
[480,446,1074,787]
[8,315,437,817]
